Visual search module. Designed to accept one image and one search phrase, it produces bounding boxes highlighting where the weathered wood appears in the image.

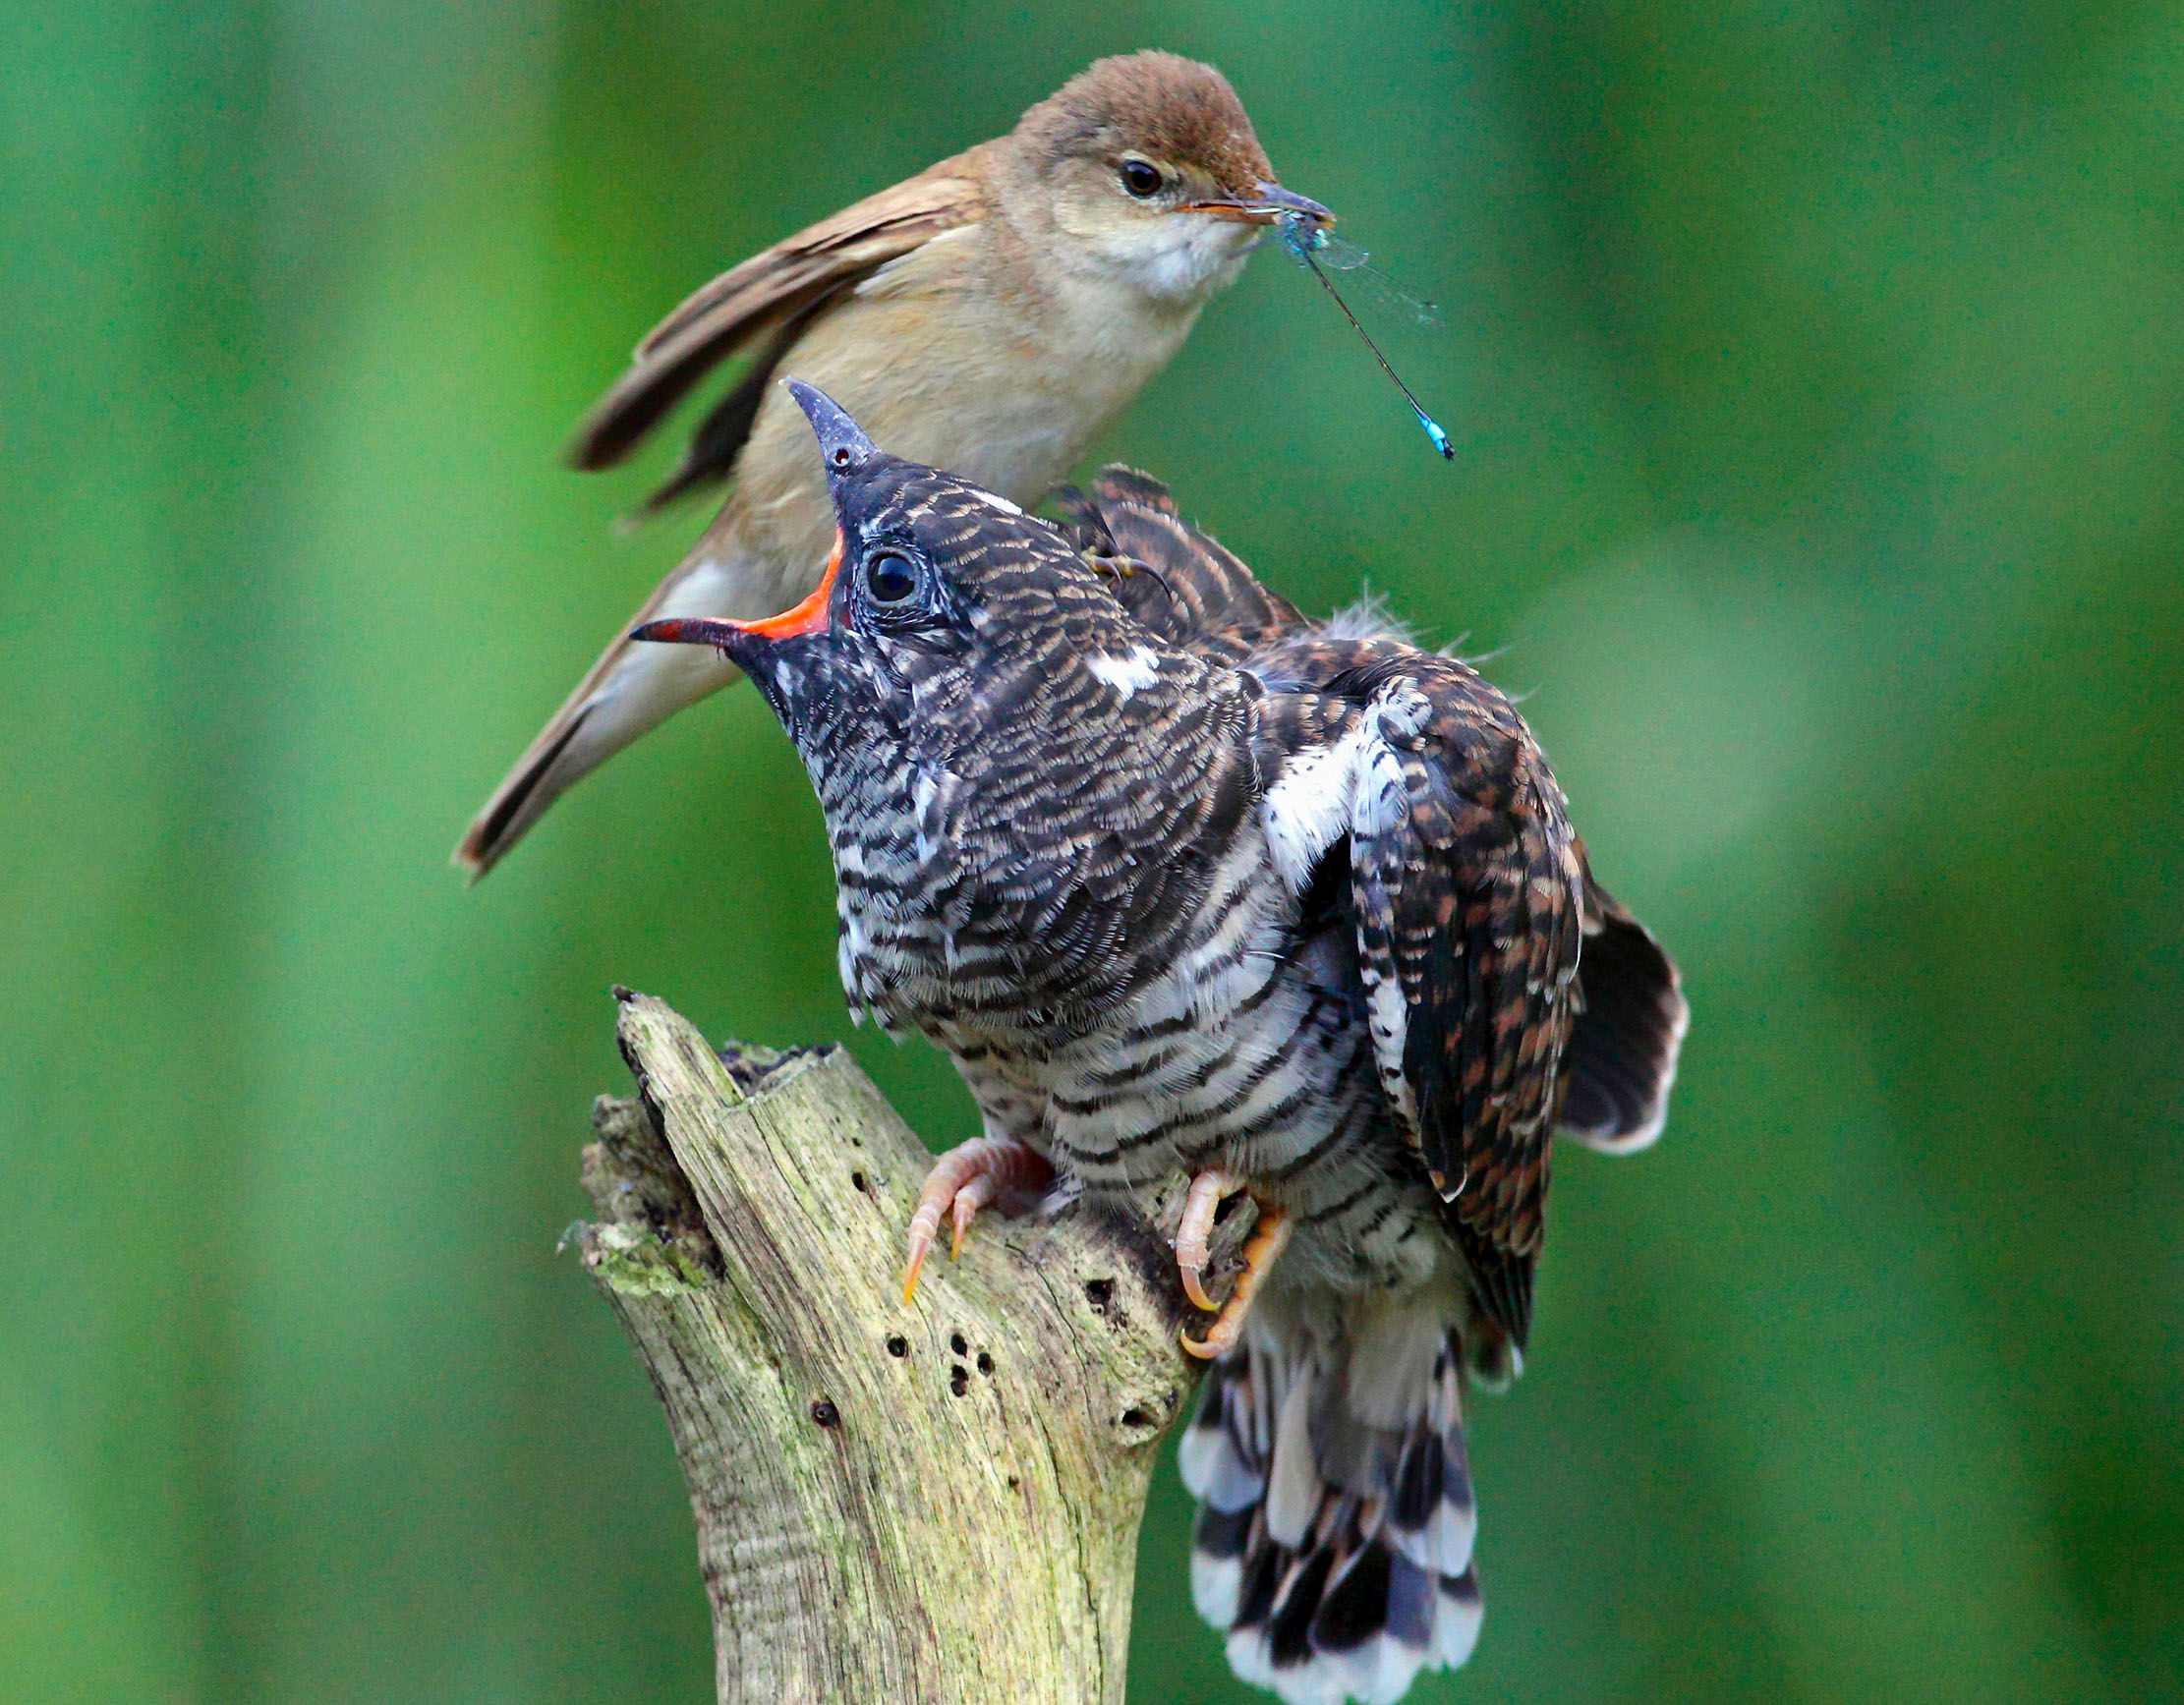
[574,990,1247,1705]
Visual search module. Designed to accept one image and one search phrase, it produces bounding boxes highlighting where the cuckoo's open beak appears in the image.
[633,535,843,650]
[1183,181,1333,227]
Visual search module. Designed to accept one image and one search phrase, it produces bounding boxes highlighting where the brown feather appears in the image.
[566,148,995,476]
[1057,467,1303,661]
[1298,645,1582,1346]
[1013,51,1272,197]
[1050,475,1605,1344]
[632,302,825,513]
[565,51,1277,488]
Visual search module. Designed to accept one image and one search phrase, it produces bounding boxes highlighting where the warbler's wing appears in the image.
[569,147,995,506]
[1053,467,1305,660]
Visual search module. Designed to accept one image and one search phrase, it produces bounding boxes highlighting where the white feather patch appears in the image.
[1314,1637,1432,1705]
[1434,1573,1484,1668]
[1227,1629,1279,1694]
[1401,1499,1476,1580]
[1317,592,1412,646]
[1176,1419,1221,1498]
[1353,737,1412,838]
[911,767,945,868]
[1087,643,1160,702]
[1365,974,1416,1127]
[1267,1656,1363,1705]
[1178,1427,1264,1515]
[1261,723,1371,894]
[1190,1551,1241,1629]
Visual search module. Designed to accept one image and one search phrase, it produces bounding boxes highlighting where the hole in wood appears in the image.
[949,1365,969,1397]
[976,1351,993,1375]
[950,1331,968,1355]
[886,1335,908,1358]
[1084,1279,1115,1315]
[1120,1407,1153,1430]
[811,1399,840,1429]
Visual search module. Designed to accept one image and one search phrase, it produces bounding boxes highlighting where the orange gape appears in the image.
[732,535,842,640]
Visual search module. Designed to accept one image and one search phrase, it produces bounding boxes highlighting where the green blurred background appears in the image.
[7,0,2181,1699]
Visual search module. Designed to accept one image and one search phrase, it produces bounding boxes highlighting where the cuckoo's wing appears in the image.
[1345,652,1582,1347]
[1258,644,1585,1347]
[1053,466,1305,660]
[568,148,994,505]
[1559,878,1686,1153]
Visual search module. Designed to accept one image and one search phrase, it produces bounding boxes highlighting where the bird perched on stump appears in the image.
[455,50,1329,877]
[635,382,1687,1705]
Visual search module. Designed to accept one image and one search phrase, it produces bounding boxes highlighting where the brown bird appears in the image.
[454,50,1329,877]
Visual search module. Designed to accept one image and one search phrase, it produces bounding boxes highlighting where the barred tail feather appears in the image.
[1181,1321,1483,1704]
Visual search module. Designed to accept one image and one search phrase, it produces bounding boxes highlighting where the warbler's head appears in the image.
[1003,50,1329,303]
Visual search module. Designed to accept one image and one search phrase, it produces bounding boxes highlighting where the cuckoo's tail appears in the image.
[1179,1310,1484,1704]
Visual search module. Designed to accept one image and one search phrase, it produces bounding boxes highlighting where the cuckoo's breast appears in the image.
[941,825,1444,1294]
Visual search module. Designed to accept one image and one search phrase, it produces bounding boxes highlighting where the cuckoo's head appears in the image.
[631,380,1185,784]
[634,381,1259,1025]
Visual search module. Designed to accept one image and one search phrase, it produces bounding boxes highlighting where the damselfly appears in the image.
[1278,211,1454,461]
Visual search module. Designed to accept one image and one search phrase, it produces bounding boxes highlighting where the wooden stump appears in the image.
[573,991,1247,1705]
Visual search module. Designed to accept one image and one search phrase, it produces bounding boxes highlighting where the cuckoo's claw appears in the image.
[902,1136,1053,1305]
[1177,1173,1292,1360]
[1174,1168,1246,1311]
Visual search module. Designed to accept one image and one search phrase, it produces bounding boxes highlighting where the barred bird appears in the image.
[635,383,1686,1704]
[453,52,1328,877]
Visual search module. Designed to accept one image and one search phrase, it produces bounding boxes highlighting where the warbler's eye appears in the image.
[1120,158,1164,199]
[864,551,919,605]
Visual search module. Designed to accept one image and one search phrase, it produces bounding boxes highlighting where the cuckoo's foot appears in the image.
[902,1136,1053,1305]
[1176,1171,1293,1360]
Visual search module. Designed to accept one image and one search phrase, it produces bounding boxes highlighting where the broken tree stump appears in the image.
[573,990,1247,1705]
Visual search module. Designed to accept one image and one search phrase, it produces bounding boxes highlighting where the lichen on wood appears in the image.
[574,990,1248,1705]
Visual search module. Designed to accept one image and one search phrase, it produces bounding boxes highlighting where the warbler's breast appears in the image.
[720,223,1208,608]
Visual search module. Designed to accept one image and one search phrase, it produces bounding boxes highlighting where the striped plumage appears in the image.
[637,384,1687,1704]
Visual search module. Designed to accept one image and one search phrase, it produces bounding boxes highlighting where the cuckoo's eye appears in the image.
[863,551,920,605]
[1120,158,1165,199]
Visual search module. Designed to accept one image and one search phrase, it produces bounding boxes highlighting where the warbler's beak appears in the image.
[1184,181,1333,227]
[633,535,843,650]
